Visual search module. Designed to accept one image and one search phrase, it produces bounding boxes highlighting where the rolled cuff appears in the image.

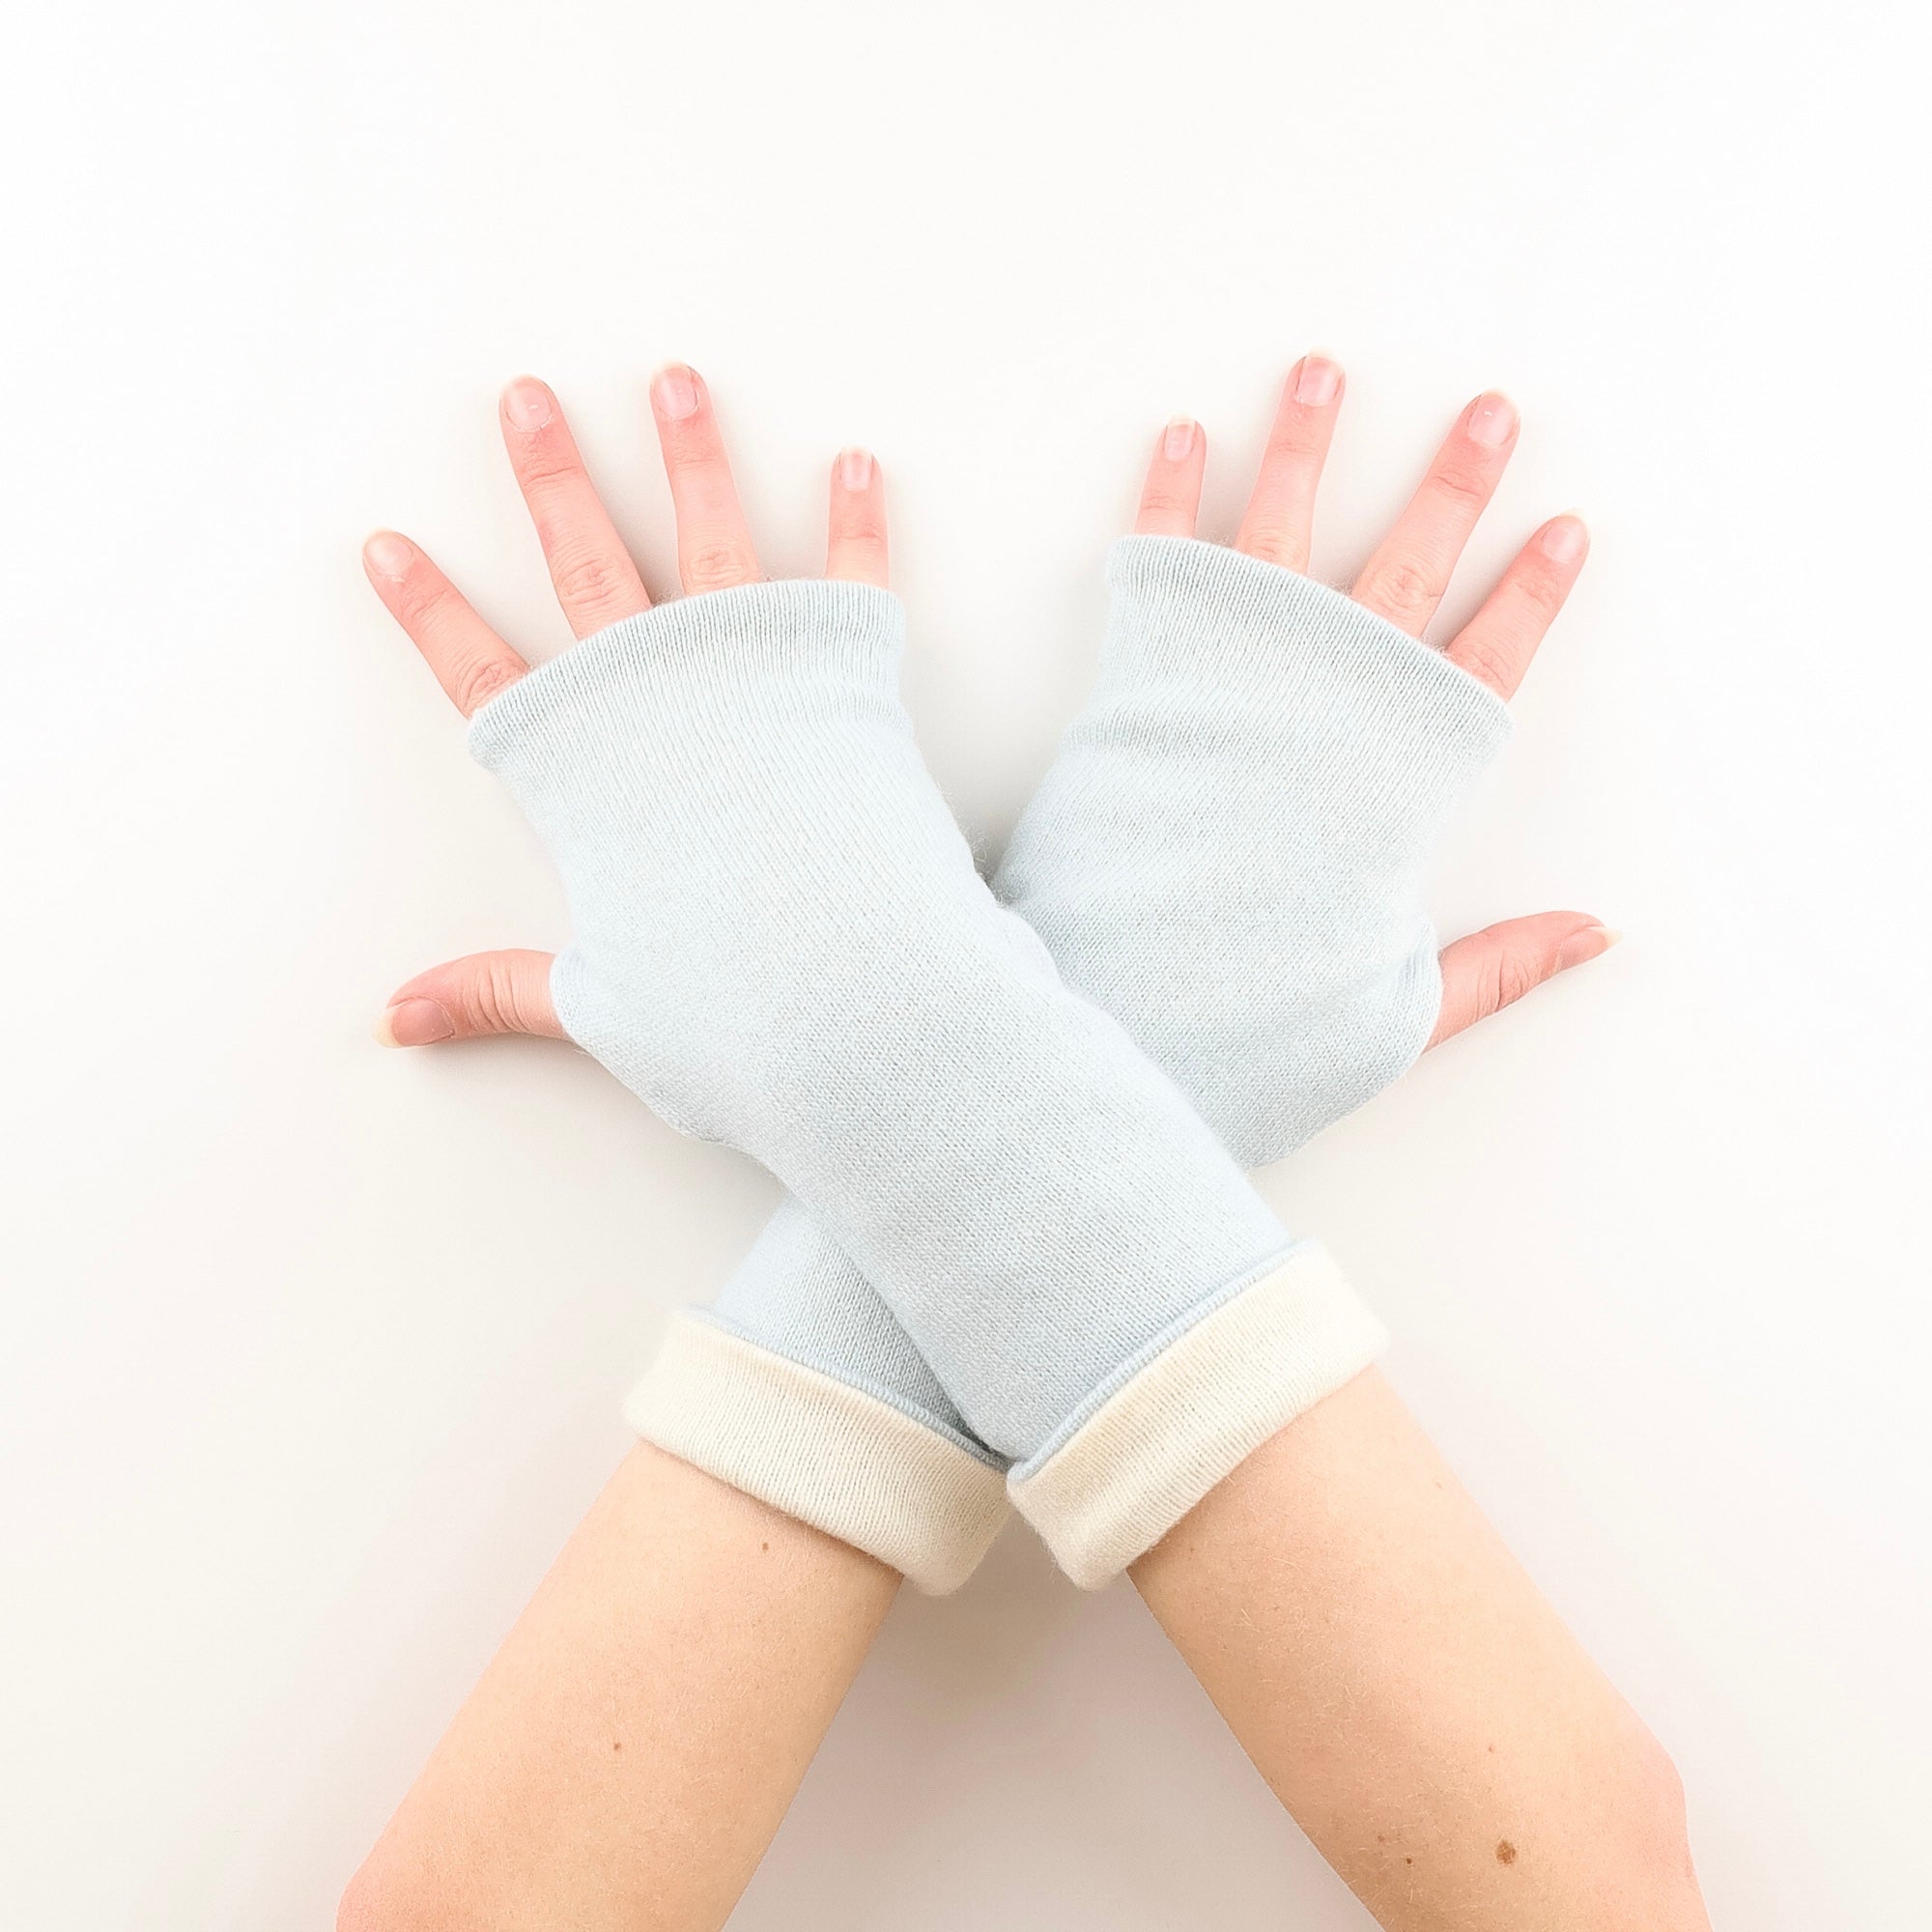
[626,1313,1011,1594]
[1007,1245,1387,1588]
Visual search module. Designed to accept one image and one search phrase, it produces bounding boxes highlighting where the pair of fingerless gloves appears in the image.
[470,537,1507,1591]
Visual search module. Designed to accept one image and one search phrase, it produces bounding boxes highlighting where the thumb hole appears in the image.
[375,949,563,1046]
[1430,913,1617,1050]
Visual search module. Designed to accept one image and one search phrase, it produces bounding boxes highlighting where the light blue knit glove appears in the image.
[633,540,1509,1589]
[470,573,1379,1586]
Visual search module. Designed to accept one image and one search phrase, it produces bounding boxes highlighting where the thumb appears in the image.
[374,949,563,1047]
[1429,913,1619,1050]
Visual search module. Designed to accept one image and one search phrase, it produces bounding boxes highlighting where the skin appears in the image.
[344,360,1701,1932]
[364,365,1607,1050]
[341,1443,896,1932]
[1131,1372,1707,1931]
[1126,375,1708,1927]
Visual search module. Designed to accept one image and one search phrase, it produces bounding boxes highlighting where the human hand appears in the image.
[376,363,1606,1060]
[365,362,1608,1588]
[366,365,887,1048]
[1123,357,1609,1060]
[364,366,1326,1520]
[640,363,1608,1587]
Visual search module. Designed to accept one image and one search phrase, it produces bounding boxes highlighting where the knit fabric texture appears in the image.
[1002,534,1513,1161]
[633,539,1510,1586]
[469,577,1305,1485]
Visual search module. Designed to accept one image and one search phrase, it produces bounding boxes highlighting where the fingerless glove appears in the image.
[472,577,1376,1586]
[632,544,1507,1587]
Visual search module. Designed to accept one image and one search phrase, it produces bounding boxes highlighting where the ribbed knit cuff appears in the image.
[1104,534,1511,759]
[627,1313,1012,1595]
[466,577,906,776]
[1007,1244,1387,1588]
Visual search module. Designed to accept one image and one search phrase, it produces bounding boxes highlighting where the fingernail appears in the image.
[503,379,554,432]
[1293,356,1341,406]
[1163,416,1197,460]
[838,446,874,492]
[364,532,414,582]
[1555,924,1621,971]
[1541,515,1587,564]
[653,364,700,420]
[375,998,455,1047]
[1466,392,1518,446]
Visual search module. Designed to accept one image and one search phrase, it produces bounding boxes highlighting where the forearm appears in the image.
[1131,1369,1709,1932]
[339,1442,897,1932]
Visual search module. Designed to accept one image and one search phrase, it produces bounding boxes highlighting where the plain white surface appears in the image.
[4,2,1928,1925]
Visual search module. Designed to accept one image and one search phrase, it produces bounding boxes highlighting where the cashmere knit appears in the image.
[631,539,1508,1588]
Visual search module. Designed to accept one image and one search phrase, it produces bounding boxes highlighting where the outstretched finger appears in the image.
[1428,913,1619,1049]
[649,363,762,595]
[826,447,890,586]
[498,376,650,639]
[1351,391,1518,637]
[1133,417,1208,537]
[1235,355,1344,570]
[374,949,563,1047]
[363,531,528,717]
[1442,515,1588,699]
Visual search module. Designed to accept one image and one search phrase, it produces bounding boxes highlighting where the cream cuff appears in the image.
[1007,1246,1387,1588]
[626,1314,1011,1595]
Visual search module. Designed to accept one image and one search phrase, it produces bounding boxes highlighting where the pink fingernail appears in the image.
[364,532,414,582]
[375,998,455,1047]
[1163,416,1197,460]
[1293,356,1341,406]
[653,364,700,420]
[838,446,874,492]
[1554,924,1620,971]
[1466,393,1517,446]
[503,379,554,432]
[1541,515,1587,563]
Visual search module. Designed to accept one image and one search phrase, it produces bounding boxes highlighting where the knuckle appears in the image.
[549,548,636,614]
[1520,559,1573,618]
[517,445,583,494]
[390,572,447,632]
[1263,421,1321,469]
[454,655,520,715]
[1452,630,1517,696]
[836,512,889,553]
[1484,943,1544,1014]
[1359,557,1438,623]
[1428,462,1492,510]
[1139,489,1194,523]
[476,955,524,1034]
[1239,519,1299,567]
[682,540,753,592]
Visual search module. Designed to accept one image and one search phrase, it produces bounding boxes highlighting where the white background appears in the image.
[4,2,1927,1925]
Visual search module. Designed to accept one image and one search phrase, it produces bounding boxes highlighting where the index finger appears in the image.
[1350,392,1518,637]
[363,530,527,717]
[1442,515,1589,698]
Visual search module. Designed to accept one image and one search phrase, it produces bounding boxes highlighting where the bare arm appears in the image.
[346,377,908,1929]
[1125,381,1706,1926]
[338,1442,896,1932]
[1133,1368,1710,1931]
[348,366,1696,1931]
[343,1373,1708,1932]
